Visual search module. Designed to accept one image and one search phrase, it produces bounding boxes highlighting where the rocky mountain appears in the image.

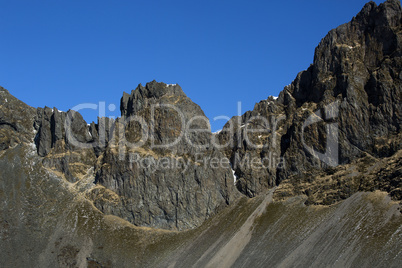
[92,82,238,230]
[218,0,402,200]
[11,81,239,231]
[0,0,401,267]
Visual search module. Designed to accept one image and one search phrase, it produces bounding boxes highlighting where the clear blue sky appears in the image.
[1,0,384,131]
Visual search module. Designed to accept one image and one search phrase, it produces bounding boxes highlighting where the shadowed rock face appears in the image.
[218,0,402,198]
[0,87,36,150]
[27,81,239,231]
[92,81,238,230]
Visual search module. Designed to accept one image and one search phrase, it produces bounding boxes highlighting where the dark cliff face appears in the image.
[1,81,239,231]
[218,0,402,199]
[27,81,239,231]
[92,81,238,230]
[0,87,36,150]
[284,0,402,163]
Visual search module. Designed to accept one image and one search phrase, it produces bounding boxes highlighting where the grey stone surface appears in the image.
[218,0,402,198]
[93,81,239,230]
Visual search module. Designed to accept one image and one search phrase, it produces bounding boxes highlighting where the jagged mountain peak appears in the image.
[277,0,402,108]
[136,80,185,99]
[218,0,401,198]
[358,0,402,25]
[120,80,191,118]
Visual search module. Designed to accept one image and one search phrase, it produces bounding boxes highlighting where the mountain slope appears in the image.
[0,146,400,267]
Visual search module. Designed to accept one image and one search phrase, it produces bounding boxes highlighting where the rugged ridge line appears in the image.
[218,0,402,201]
[1,81,239,230]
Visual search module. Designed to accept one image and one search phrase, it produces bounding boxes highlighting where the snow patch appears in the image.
[231,168,238,185]
[213,129,222,134]
[230,162,238,185]
[28,142,37,151]
[166,84,177,87]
